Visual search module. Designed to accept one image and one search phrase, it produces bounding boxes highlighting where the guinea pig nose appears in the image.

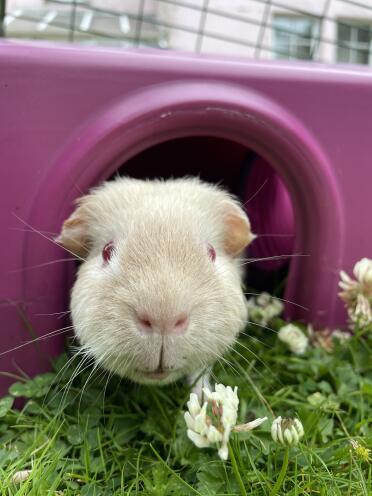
[136,314,155,335]
[135,312,189,335]
[172,313,189,335]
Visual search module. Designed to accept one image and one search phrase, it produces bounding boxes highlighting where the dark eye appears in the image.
[207,243,216,262]
[102,241,115,263]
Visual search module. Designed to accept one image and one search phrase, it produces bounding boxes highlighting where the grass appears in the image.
[0,315,371,495]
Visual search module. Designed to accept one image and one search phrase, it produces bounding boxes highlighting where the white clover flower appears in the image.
[11,470,31,484]
[354,293,372,327]
[184,384,266,460]
[339,270,358,293]
[271,416,304,446]
[184,386,238,459]
[278,324,308,355]
[307,325,351,352]
[340,258,372,291]
[184,395,217,448]
[256,292,273,307]
[339,258,372,328]
[354,258,372,286]
[332,329,351,344]
[233,417,268,432]
[247,292,284,326]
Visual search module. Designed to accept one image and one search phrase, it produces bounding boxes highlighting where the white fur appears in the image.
[65,178,249,385]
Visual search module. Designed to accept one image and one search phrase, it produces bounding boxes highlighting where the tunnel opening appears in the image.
[115,135,295,295]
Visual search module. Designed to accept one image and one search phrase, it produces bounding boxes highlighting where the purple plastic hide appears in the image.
[244,156,295,271]
[0,41,370,395]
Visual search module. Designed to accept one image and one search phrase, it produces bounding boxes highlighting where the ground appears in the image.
[0,314,371,495]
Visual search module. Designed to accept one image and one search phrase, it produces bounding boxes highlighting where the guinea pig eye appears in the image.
[102,241,115,263]
[207,243,216,262]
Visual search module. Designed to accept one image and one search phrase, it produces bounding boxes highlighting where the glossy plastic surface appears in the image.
[1,41,370,393]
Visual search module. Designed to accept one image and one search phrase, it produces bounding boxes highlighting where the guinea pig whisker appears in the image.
[42,348,86,409]
[234,339,277,374]
[207,367,220,383]
[54,352,90,402]
[188,335,241,378]
[118,352,136,377]
[214,356,240,378]
[206,264,306,315]
[190,331,243,380]
[239,253,310,266]
[55,351,95,411]
[254,233,296,238]
[43,348,88,412]
[238,252,309,262]
[12,212,87,263]
[214,349,245,377]
[35,310,72,317]
[239,332,273,349]
[244,292,309,311]
[229,344,275,384]
[94,363,111,390]
[93,342,135,379]
[197,347,240,379]
[0,299,21,308]
[9,227,59,236]
[241,178,269,207]
[9,258,78,273]
[245,320,280,335]
[0,326,74,358]
[100,369,113,413]
[84,359,115,410]
[212,285,305,326]
[77,359,102,419]
[101,357,122,412]
[63,355,96,411]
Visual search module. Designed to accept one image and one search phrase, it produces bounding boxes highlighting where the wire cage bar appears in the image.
[1,0,372,63]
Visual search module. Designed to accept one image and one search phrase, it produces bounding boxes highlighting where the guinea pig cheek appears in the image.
[190,263,248,364]
[70,259,122,349]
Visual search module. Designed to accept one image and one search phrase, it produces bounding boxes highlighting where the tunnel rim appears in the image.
[25,80,344,325]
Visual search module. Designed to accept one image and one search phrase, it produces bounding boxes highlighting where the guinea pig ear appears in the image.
[222,200,256,256]
[55,197,90,259]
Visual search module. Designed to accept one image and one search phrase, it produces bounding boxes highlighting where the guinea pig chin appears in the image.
[81,326,219,386]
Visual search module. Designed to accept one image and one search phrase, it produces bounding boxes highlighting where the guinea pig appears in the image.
[57,177,255,388]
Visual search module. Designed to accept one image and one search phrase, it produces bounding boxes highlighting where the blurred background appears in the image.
[0,0,372,64]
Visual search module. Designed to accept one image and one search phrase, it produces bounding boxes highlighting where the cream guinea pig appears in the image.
[57,177,255,389]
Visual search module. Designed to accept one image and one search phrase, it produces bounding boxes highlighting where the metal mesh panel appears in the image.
[1,0,372,64]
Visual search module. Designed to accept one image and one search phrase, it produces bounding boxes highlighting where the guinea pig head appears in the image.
[57,178,254,385]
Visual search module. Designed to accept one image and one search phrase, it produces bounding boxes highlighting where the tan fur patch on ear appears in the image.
[56,198,90,259]
[223,202,256,256]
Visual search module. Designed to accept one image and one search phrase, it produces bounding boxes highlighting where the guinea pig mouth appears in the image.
[136,365,176,380]
[135,344,173,380]
[141,369,171,380]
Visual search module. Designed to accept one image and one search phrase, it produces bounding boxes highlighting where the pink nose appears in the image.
[136,312,189,335]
